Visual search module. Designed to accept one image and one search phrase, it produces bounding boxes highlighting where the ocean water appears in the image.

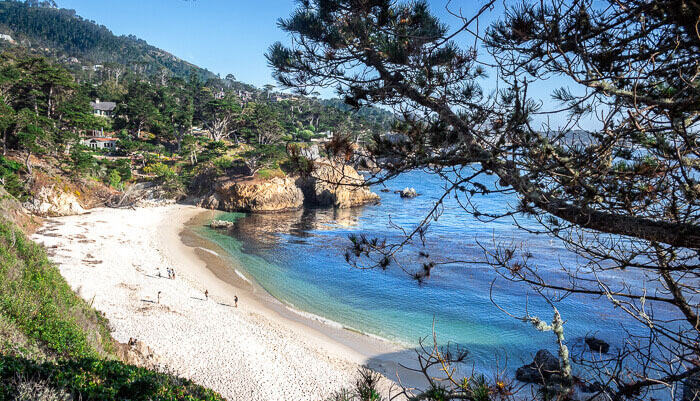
[191,168,667,373]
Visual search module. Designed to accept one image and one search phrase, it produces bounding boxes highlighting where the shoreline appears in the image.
[169,206,431,389]
[31,204,428,400]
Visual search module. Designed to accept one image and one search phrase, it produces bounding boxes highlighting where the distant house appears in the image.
[0,34,15,44]
[82,137,118,150]
[90,99,116,118]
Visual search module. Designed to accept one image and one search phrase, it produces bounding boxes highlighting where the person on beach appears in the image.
[171,270,175,280]
[157,291,161,304]
[204,289,208,300]
[234,295,238,308]
[157,269,161,278]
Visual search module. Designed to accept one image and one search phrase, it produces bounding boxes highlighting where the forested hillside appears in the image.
[0,0,217,81]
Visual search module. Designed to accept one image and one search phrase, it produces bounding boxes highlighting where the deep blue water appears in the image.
[193,168,665,372]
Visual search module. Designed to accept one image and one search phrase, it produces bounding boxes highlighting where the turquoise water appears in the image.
[192,169,667,372]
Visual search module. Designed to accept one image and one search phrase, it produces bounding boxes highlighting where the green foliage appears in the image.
[327,367,384,401]
[69,148,98,176]
[107,169,121,189]
[0,156,27,201]
[0,355,226,401]
[0,1,217,82]
[0,220,112,359]
[256,168,285,179]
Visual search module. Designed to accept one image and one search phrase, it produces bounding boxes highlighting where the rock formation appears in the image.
[296,161,380,208]
[210,220,235,229]
[585,337,610,353]
[200,176,304,212]
[23,185,86,217]
[516,349,561,384]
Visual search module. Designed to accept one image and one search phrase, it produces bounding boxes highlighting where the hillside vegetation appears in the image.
[0,215,226,400]
[0,1,217,81]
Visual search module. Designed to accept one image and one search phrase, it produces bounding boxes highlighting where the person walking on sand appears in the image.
[204,289,208,300]
[234,295,238,308]
[157,291,161,304]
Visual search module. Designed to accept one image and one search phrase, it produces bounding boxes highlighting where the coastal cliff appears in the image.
[200,176,304,212]
[200,162,379,212]
[297,161,380,208]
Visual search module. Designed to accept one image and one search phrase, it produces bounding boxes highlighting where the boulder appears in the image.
[201,176,304,212]
[585,337,610,353]
[398,187,418,198]
[516,349,561,384]
[297,161,380,208]
[23,185,85,217]
[684,371,700,401]
[209,220,235,229]
[572,382,613,401]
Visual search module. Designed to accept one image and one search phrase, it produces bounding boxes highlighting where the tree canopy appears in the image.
[268,0,700,399]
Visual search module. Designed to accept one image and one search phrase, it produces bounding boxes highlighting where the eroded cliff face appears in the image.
[296,161,380,209]
[200,176,304,212]
[23,185,86,217]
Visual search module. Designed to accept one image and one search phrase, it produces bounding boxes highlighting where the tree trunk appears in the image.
[24,151,32,175]
[47,85,54,118]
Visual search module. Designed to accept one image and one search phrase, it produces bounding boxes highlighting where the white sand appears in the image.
[31,204,406,401]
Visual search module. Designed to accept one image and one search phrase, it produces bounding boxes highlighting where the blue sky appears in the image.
[56,1,578,128]
[57,1,502,90]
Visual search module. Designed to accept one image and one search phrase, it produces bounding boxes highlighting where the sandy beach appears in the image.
[31,204,421,400]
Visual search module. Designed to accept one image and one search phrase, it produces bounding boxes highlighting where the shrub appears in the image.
[0,356,226,401]
[0,220,112,359]
[0,157,27,201]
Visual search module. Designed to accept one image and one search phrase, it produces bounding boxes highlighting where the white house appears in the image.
[90,99,116,118]
[82,137,118,150]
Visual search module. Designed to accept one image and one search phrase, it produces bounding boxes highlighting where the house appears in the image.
[90,99,116,118]
[82,137,118,150]
[0,34,16,45]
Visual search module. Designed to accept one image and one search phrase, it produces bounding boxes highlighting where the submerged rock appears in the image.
[200,176,304,212]
[296,161,380,208]
[398,187,418,198]
[209,220,235,229]
[585,337,610,353]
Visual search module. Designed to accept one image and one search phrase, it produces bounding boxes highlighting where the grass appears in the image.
[256,168,286,180]
[0,218,226,401]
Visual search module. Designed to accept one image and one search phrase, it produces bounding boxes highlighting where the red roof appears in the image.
[88,137,119,142]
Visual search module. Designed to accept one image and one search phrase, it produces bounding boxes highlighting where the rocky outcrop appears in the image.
[210,220,235,229]
[516,349,560,384]
[23,185,85,217]
[684,371,700,401]
[296,161,380,208]
[585,337,610,353]
[115,339,161,370]
[398,187,418,198]
[200,176,303,212]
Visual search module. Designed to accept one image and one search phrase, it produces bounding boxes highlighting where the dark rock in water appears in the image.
[534,349,560,373]
[516,364,545,384]
[585,337,610,353]
[209,220,235,229]
[380,188,391,193]
[516,349,561,384]
[573,381,614,401]
[684,371,700,401]
[397,187,419,198]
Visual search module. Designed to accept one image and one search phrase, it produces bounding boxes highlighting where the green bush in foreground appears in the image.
[0,219,112,360]
[0,356,226,401]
